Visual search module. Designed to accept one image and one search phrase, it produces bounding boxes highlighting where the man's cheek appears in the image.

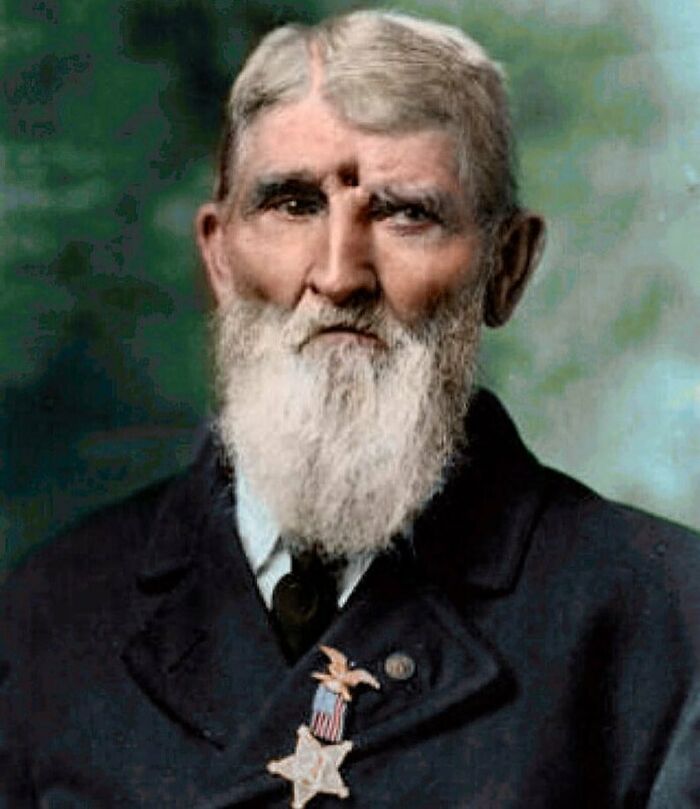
[381,276,448,325]
[228,256,288,304]
[230,247,308,309]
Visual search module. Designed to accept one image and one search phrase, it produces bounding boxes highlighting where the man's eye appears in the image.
[393,204,434,223]
[371,198,440,228]
[270,197,323,217]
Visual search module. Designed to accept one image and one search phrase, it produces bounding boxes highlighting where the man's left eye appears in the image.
[393,204,435,224]
[371,198,440,228]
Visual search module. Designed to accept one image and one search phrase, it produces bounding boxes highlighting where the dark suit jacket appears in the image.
[2,391,699,807]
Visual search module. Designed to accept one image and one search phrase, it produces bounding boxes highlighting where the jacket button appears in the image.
[384,652,416,681]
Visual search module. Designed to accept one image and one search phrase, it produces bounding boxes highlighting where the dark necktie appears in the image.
[271,550,339,663]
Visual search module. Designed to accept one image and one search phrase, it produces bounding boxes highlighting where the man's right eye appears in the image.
[270,197,324,217]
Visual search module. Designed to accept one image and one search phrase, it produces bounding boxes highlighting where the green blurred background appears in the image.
[2,0,699,574]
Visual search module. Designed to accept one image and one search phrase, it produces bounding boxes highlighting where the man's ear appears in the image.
[195,202,233,308]
[483,211,546,328]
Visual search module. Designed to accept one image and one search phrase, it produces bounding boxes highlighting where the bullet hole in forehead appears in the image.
[338,163,359,188]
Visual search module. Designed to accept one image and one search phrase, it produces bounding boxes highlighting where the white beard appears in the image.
[214,285,485,559]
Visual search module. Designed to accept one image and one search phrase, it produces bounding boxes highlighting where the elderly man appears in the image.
[2,10,699,808]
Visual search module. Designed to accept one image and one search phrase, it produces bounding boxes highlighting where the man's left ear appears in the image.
[483,211,546,328]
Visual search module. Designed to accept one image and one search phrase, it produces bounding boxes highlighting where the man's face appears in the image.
[197,94,491,557]
[198,94,485,326]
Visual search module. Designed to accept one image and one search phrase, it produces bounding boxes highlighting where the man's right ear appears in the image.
[195,202,233,308]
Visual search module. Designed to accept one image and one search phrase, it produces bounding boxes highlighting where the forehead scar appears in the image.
[338,162,359,187]
[307,41,325,96]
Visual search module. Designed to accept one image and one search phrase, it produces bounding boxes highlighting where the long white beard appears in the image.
[214,286,484,559]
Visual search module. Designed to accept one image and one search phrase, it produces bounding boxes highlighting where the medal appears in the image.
[267,645,380,808]
[267,725,352,809]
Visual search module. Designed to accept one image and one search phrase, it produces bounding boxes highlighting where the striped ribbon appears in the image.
[309,684,347,743]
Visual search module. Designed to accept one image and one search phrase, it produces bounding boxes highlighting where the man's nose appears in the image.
[306,195,378,306]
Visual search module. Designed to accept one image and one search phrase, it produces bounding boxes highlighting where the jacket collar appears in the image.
[136,426,231,589]
[410,388,553,595]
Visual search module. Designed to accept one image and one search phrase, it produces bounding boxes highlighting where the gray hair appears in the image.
[215,10,518,229]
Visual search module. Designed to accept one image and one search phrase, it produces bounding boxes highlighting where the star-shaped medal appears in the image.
[267,724,353,808]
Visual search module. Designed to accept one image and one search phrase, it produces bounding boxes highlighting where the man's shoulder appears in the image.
[1,474,179,627]
[423,389,700,605]
[543,463,697,549]
[533,463,700,600]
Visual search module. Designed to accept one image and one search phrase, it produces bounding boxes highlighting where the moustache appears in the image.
[279,300,407,352]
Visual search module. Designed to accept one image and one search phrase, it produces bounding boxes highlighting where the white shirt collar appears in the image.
[235,470,279,575]
[234,470,373,609]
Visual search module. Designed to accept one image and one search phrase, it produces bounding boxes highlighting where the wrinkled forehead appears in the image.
[225,94,470,228]
[234,96,463,203]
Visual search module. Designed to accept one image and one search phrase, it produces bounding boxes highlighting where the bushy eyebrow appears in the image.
[241,172,325,216]
[368,184,462,227]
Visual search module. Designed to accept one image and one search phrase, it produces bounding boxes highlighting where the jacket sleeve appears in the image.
[648,684,700,807]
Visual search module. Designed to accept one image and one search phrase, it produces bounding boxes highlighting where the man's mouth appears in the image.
[304,325,384,349]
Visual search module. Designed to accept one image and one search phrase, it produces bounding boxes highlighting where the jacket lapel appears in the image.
[122,391,553,806]
[122,435,288,750]
[315,551,509,755]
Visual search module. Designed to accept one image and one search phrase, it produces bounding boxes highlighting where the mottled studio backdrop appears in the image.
[2,0,699,574]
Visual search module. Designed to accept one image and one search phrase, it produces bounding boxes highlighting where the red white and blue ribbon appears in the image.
[268,646,381,807]
[309,683,347,743]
